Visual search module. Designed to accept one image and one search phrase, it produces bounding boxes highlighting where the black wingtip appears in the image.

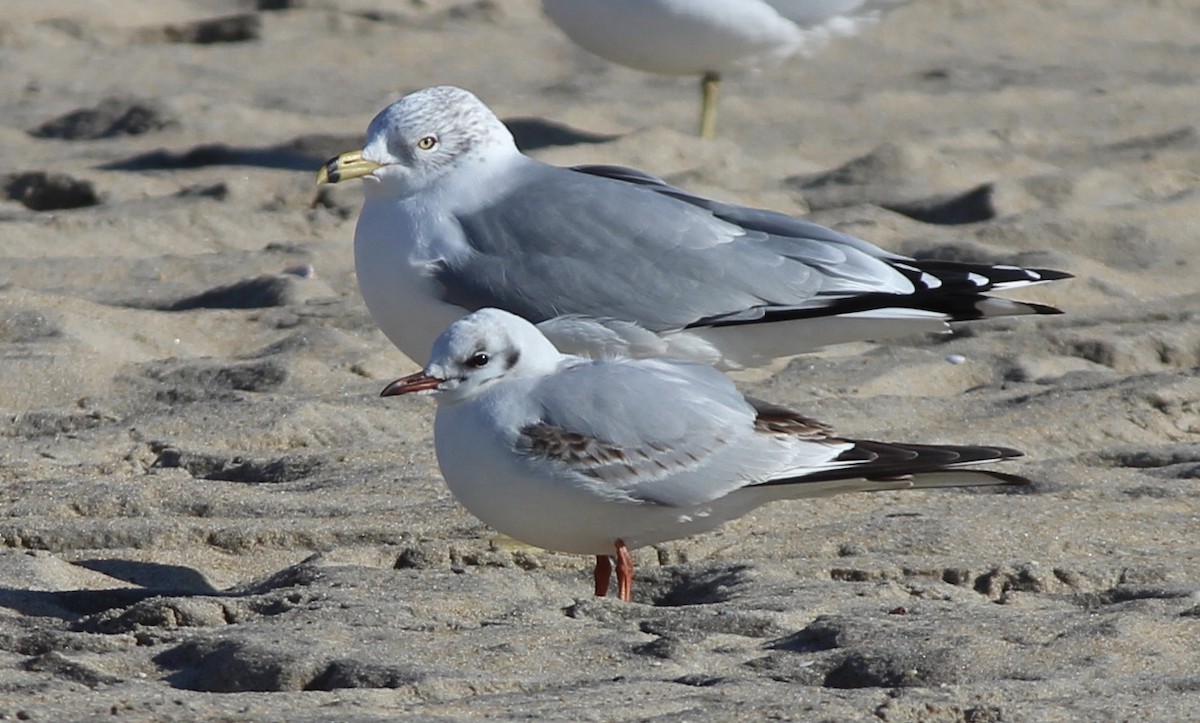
[1022,302,1066,316]
[1030,268,1075,282]
[984,471,1034,486]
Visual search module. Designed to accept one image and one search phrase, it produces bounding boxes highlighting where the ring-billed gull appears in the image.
[382,309,1027,602]
[319,86,1069,370]
[542,0,914,137]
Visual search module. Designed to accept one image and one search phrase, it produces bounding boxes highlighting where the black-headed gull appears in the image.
[319,86,1070,371]
[381,308,1027,602]
[542,0,915,137]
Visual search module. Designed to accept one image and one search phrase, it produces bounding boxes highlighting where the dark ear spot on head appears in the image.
[505,348,521,368]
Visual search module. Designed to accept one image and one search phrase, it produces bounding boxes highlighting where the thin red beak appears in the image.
[380,370,444,397]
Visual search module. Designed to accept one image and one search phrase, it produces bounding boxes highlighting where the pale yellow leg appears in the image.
[699,71,720,139]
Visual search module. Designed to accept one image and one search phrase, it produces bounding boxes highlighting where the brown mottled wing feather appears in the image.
[746,396,870,468]
[517,421,717,488]
[745,395,838,440]
[748,396,835,437]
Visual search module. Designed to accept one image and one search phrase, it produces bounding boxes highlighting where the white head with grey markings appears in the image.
[381,309,564,405]
[321,86,518,200]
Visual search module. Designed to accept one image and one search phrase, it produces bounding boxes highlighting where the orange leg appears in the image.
[593,554,612,597]
[615,540,633,603]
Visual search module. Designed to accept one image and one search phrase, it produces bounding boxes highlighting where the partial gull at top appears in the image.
[541,0,915,137]
[381,308,1028,602]
[319,85,1070,370]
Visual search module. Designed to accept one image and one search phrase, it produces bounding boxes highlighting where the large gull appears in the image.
[319,85,1069,371]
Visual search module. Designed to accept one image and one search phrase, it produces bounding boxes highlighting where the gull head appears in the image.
[317,86,516,197]
[381,309,563,404]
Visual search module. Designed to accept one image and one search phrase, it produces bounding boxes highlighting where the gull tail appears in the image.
[757,441,1028,499]
[688,261,1071,367]
[887,260,1074,321]
[696,263,1072,330]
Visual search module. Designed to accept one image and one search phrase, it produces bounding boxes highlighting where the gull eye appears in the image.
[416,135,438,151]
[466,352,490,369]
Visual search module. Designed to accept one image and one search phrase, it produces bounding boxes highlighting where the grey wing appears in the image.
[516,359,788,507]
[572,164,901,258]
[567,165,1070,326]
[436,163,913,333]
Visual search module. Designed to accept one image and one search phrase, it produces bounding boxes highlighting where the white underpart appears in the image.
[354,125,526,365]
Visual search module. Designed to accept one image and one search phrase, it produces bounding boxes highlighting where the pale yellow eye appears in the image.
[416,135,438,150]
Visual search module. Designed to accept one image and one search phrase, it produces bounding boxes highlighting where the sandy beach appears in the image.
[0,0,1197,719]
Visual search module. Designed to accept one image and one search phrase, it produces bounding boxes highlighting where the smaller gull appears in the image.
[319,86,1071,371]
[382,308,1028,602]
[542,0,915,137]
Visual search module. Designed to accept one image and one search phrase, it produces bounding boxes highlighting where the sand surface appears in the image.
[0,0,1198,719]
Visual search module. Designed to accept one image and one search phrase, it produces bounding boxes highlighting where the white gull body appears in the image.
[540,0,915,135]
[321,86,1068,370]
[382,309,1027,598]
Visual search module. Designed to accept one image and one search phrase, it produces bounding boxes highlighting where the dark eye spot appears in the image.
[467,352,489,368]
